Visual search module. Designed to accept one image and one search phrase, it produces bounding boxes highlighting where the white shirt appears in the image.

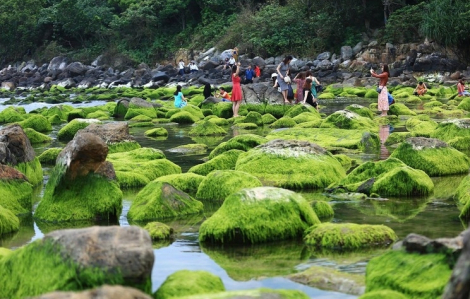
[178,61,185,69]
[189,63,198,71]
[228,57,235,65]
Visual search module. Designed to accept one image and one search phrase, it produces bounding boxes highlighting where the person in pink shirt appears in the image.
[457,79,470,96]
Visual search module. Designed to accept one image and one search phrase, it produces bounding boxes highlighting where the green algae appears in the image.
[264,105,289,118]
[0,247,12,260]
[108,141,141,154]
[38,148,62,165]
[384,132,412,146]
[154,270,225,299]
[365,250,452,299]
[390,139,470,176]
[207,117,229,126]
[124,107,157,119]
[17,114,52,132]
[405,115,437,135]
[310,201,334,219]
[154,173,205,197]
[430,119,470,142]
[333,154,354,172]
[359,290,408,299]
[24,128,52,144]
[208,134,267,159]
[0,107,26,123]
[321,110,377,132]
[129,114,153,122]
[0,205,20,236]
[143,222,173,240]
[86,110,111,120]
[457,97,470,111]
[242,111,263,126]
[169,144,208,155]
[285,104,320,118]
[0,179,33,215]
[389,103,416,116]
[57,119,95,141]
[346,104,375,119]
[196,170,263,203]
[15,158,43,186]
[189,120,227,136]
[170,111,200,124]
[304,223,397,250]
[455,175,470,220]
[127,181,203,221]
[292,112,321,124]
[188,149,244,176]
[129,121,154,128]
[232,122,258,130]
[199,187,320,244]
[261,113,277,124]
[269,116,297,128]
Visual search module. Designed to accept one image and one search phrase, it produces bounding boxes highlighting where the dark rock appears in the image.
[66,62,88,76]
[441,229,470,299]
[80,122,135,144]
[48,56,69,72]
[317,52,331,61]
[0,124,36,165]
[401,233,463,257]
[129,97,153,109]
[357,178,375,195]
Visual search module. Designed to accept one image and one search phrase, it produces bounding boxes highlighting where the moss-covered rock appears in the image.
[128,182,203,221]
[310,201,334,219]
[154,270,225,299]
[345,104,375,119]
[269,116,297,129]
[143,222,173,240]
[405,115,437,135]
[0,205,20,236]
[24,128,52,144]
[168,144,208,155]
[177,288,309,299]
[365,250,452,299]
[0,247,12,260]
[154,173,205,196]
[430,118,470,142]
[457,97,470,111]
[199,187,320,244]
[129,114,153,122]
[0,167,34,215]
[235,139,346,189]
[0,107,26,123]
[17,114,52,132]
[208,134,267,159]
[38,148,62,165]
[285,104,319,118]
[242,111,263,126]
[329,158,434,197]
[108,141,141,154]
[264,104,289,118]
[15,158,43,186]
[196,170,263,202]
[86,110,111,120]
[389,103,417,116]
[189,120,227,136]
[108,148,181,188]
[320,110,377,132]
[384,132,412,146]
[188,149,244,176]
[292,112,321,124]
[170,111,200,124]
[232,122,258,130]
[358,290,408,299]
[207,117,229,126]
[261,113,277,124]
[455,175,470,220]
[57,119,99,141]
[304,223,397,250]
[390,137,470,176]
[318,92,335,99]
[144,127,168,137]
[333,154,354,171]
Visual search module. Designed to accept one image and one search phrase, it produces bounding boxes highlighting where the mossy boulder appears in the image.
[448,136,470,151]
[269,116,297,129]
[188,149,244,176]
[333,154,354,171]
[320,110,377,132]
[17,114,52,132]
[208,134,267,159]
[292,112,321,124]
[38,148,62,165]
[304,223,397,250]
[79,122,140,154]
[154,173,205,196]
[405,115,437,135]
[328,158,434,197]
[145,127,169,137]
[359,290,408,299]
[284,104,319,118]
[261,113,277,124]
[168,144,208,155]
[0,166,34,215]
[430,119,470,142]
[457,97,470,111]
[196,170,263,202]
[242,111,263,126]
[108,148,181,188]
[199,187,320,244]
[170,111,200,124]
[318,92,335,99]
[154,270,225,299]
[143,222,173,240]
[346,104,375,119]
[232,122,258,130]
[0,205,20,236]
[57,119,100,141]
[311,201,334,219]
[364,89,379,99]
[0,107,26,123]
[207,117,229,126]
[189,120,227,136]
[235,139,346,189]
[129,114,153,122]
[127,182,203,221]
[264,104,289,118]
[365,250,452,299]
[24,128,52,144]
[35,133,123,222]
[455,175,470,220]
[390,137,470,176]
[86,110,111,120]
[389,103,417,116]
[384,132,412,146]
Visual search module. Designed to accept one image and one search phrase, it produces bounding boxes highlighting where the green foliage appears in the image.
[384,3,425,43]
[38,148,62,165]
[0,205,20,236]
[143,222,173,240]
[0,180,33,215]
[155,270,225,299]
[188,149,244,176]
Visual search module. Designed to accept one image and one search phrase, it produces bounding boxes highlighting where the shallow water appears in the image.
[0,97,466,298]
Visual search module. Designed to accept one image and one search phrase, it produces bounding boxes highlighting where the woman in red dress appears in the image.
[231,62,243,117]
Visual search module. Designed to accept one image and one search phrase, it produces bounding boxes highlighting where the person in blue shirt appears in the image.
[173,85,187,108]
[245,64,255,84]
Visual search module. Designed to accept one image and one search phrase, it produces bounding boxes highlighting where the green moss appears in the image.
[318,92,335,99]
[108,141,141,154]
[364,89,379,99]
[390,139,470,176]
[108,148,181,188]
[448,136,470,151]
[384,132,412,146]
[295,120,323,128]
[365,250,452,299]
[207,117,229,126]
[285,104,320,118]
[15,158,43,186]
[177,288,309,299]
[405,115,437,135]
[244,103,267,114]
[423,100,443,109]
[329,158,434,197]
[0,179,33,215]
[304,223,397,251]
[196,170,263,202]
[34,164,122,222]
[212,102,233,118]
[24,128,52,144]
[0,107,25,123]
[389,103,417,116]
[261,113,277,124]
[320,110,377,132]
[346,104,375,119]
[359,290,408,299]
[38,148,62,165]
[0,238,144,299]
[0,247,12,260]
[57,119,95,141]
[232,122,258,130]
[18,114,52,132]
[129,121,154,127]
[155,270,225,299]
[333,154,354,171]
[124,107,157,119]
[457,97,470,111]
[242,111,263,126]
[188,149,244,176]
[182,105,205,119]
[455,175,470,220]
[292,112,321,124]
[310,201,334,219]
[199,187,320,244]
[0,205,20,235]
[269,116,297,129]
[169,111,200,124]
[113,101,129,117]
[86,110,111,120]
[169,144,208,155]
[48,114,64,125]
[209,134,267,159]
[130,114,153,122]
[430,119,470,142]
[189,120,227,136]
[128,181,203,221]
[143,222,173,240]
[145,128,169,137]
[154,173,205,196]
[264,105,289,118]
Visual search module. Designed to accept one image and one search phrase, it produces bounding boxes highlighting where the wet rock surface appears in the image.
[31,285,153,299]
[0,124,36,165]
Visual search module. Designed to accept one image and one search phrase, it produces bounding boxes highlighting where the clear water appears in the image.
[0,98,465,298]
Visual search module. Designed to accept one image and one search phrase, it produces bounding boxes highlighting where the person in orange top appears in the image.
[414,82,428,96]
[215,87,231,102]
[370,64,390,117]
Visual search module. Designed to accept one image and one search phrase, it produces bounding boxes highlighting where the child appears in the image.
[216,87,231,102]
[174,85,187,108]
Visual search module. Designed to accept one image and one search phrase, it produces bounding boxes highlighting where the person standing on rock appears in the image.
[245,65,255,84]
[178,59,185,76]
[173,85,187,108]
[276,55,293,104]
[293,72,306,104]
[370,64,390,117]
[231,62,243,117]
[254,65,261,78]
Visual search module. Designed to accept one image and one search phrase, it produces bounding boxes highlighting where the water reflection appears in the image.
[379,125,391,160]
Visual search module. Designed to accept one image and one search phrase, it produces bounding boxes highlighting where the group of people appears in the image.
[178,59,199,75]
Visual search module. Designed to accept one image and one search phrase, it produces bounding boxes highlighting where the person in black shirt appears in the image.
[303,78,318,110]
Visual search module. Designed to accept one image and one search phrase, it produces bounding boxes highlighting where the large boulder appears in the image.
[208,134,267,159]
[442,229,470,299]
[390,137,470,176]
[235,139,346,189]
[0,226,154,298]
[199,187,320,244]
[124,98,156,119]
[320,110,377,132]
[34,131,123,222]
[188,149,244,176]
[327,158,434,197]
[0,124,43,185]
[80,122,140,153]
[31,285,152,299]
